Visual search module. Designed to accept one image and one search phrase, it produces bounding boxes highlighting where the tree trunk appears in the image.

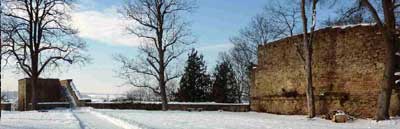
[159,66,168,111]
[159,48,168,111]
[0,0,2,119]
[393,89,400,116]
[301,0,316,118]
[305,47,315,118]
[30,55,39,110]
[30,76,38,110]
[238,90,242,103]
[160,81,168,111]
[305,37,316,118]
[376,30,396,120]
[396,42,400,116]
[375,0,396,121]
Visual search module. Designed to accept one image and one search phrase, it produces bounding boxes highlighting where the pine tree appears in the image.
[212,59,239,103]
[176,49,212,102]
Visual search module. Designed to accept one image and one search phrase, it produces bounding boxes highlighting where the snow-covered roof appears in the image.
[262,23,376,46]
[88,101,250,106]
[331,23,375,29]
[37,102,70,105]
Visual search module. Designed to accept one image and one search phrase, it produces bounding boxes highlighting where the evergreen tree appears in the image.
[212,57,240,103]
[176,49,212,102]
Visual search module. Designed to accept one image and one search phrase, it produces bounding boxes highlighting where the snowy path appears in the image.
[0,109,140,129]
[72,109,130,129]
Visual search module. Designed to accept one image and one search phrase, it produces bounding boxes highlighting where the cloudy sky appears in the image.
[2,0,339,94]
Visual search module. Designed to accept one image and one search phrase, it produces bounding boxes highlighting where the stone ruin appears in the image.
[17,78,88,111]
[250,25,400,118]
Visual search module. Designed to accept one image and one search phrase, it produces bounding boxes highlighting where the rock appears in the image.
[332,110,349,123]
[332,114,348,123]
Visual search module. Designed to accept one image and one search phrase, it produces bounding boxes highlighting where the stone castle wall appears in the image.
[251,25,400,118]
[18,78,67,111]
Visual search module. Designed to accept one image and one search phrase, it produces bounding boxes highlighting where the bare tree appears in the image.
[0,0,3,119]
[228,46,252,103]
[265,1,300,37]
[300,0,319,118]
[322,5,374,26]
[126,88,159,102]
[264,0,306,66]
[2,0,88,110]
[117,0,195,111]
[228,1,299,102]
[231,14,285,58]
[357,0,400,120]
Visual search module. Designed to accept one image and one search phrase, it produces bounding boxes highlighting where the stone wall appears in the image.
[251,25,400,118]
[18,78,67,111]
[36,102,70,110]
[60,79,90,107]
[1,103,12,111]
[87,102,250,112]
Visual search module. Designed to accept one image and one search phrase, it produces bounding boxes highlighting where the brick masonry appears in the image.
[251,25,400,118]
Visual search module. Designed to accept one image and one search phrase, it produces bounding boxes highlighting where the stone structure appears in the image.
[15,79,250,112]
[87,102,249,112]
[60,79,91,107]
[18,78,67,111]
[1,103,12,111]
[251,25,400,118]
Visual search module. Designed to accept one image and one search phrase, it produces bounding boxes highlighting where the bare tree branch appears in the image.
[116,0,195,110]
[2,0,89,109]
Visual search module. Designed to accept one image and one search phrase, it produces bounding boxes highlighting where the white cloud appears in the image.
[71,7,141,46]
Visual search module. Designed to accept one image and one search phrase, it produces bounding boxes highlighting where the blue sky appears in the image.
[2,0,343,94]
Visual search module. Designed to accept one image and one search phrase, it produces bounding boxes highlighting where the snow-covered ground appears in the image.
[0,109,81,129]
[97,109,400,129]
[1,108,400,129]
[0,108,131,129]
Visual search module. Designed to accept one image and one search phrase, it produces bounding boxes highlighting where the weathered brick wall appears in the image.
[251,25,400,118]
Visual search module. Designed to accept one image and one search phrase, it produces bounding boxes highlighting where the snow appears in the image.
[1,108,400,129]
[265,23,375,45]
[65,84,78,107]
[89,109,141,129]
[0,108,131,129]
[89,101,249,106]
[70,82,91,101]
[396,79,400,84]
[332,23,375,29]
[85,93,125,102]
[395,72,400,76]
[396,52,400,56]
[0,109,81,129]
[37,102,70,104]
[97,109,400,129]
[168,102,249,105]
[73,107,137,129]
